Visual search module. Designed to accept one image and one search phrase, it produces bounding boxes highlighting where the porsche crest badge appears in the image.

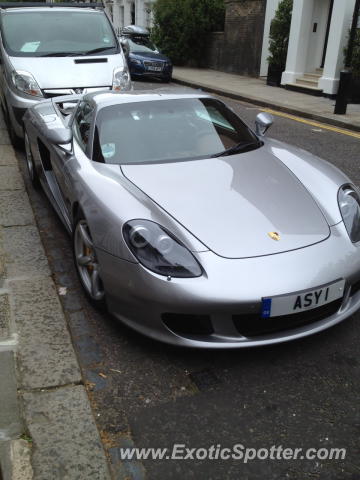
[268,231,280,241]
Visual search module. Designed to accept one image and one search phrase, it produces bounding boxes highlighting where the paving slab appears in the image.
[0,441,12,480]
[11,439,33,480]
[0,191,34,227]
[0,293,10,340]
[0,166,23,191]
[0,146,18,166]
[0,351,23,440]
[2,225,50,279]
[0,227,6,287]
[22,385,111,480]
[10,277,81,389]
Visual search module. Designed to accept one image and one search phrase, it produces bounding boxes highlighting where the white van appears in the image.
[0,3,131,144]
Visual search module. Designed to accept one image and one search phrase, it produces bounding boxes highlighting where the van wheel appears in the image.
[4,104,23,149]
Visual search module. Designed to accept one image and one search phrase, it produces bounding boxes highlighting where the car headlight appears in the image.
[129,57,142,65]
[112,67,131,91]
[338,184,360,242]
[11,70,43,97]
[123,220,202,278]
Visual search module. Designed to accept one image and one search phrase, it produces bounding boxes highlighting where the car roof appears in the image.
[122,25,149,36]
[85,89,213,108]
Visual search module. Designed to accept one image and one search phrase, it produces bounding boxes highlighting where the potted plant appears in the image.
[267,0,293,87]
[348,29,360,103]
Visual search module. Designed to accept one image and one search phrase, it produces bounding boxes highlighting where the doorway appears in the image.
[321,0,334,68]
[305,0,332,73]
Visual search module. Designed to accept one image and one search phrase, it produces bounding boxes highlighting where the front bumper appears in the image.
[4,85,40,138]
[96,222,360,348]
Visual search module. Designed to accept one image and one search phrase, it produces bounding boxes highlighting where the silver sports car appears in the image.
[23,90,360,348]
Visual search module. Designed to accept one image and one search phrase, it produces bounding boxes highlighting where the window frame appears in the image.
[72,100,96,157]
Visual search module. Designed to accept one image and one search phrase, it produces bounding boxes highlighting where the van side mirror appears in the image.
[255,112,274,136]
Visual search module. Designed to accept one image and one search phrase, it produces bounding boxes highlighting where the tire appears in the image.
[73,216,106,310]
[4,104,23,150]
[162,75,172,83]
[24,130,40,189]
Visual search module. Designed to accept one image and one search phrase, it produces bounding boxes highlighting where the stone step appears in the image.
[303,72,322,80]
[296,78,319,87]
[285,82,324,96]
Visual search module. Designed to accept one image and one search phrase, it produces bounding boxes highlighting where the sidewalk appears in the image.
[0,111,111,479]
[172,67,360,132]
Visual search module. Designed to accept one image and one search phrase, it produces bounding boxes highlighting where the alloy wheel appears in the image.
[74,219,105,301]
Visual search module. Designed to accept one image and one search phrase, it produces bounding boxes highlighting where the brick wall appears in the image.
[204,0,266,77]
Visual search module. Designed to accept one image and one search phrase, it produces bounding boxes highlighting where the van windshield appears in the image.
[0,10,118,57]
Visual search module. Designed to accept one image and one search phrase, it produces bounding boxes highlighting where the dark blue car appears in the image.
[120,26,172,83]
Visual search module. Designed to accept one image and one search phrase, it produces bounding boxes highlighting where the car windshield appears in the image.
[0,10,118,57]
[93,98,261,165]
[127,37,158,54]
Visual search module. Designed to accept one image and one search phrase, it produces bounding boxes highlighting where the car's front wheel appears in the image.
[24,130,40,189]
[73,217,106,309]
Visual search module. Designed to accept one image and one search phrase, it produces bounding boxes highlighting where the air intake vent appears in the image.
[162,314,214,335]
[74,58,108,64]
[233,299,342,337]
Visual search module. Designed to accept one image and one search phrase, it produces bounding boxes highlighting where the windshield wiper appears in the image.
[40,46,116,57]
[40,51,82,57]
[211,140,262,158]
[83,46,117,55]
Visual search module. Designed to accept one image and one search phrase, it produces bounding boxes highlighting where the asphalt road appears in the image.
[17,79,360,480]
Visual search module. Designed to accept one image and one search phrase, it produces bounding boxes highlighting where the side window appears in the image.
[73,101,94,152]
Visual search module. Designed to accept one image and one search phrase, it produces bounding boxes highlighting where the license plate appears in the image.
[147,66,162,72]
[261,279,345,318]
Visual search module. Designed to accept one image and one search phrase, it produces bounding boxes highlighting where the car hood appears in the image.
[8,54,124,88]
[130,52,170,62]
[122,149,330,258]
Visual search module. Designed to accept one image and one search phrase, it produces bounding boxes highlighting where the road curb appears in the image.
[172,77,360,133]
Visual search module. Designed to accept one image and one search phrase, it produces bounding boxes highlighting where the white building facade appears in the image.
[261,0,357,95]
[104,0,155,35]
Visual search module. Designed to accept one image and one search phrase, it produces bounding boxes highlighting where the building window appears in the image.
[131,2,136,25]
[120,6,124,27]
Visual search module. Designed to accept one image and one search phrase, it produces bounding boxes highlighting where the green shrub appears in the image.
[267,0,293,69]
[151,0,225,65]
[346,29,360,76]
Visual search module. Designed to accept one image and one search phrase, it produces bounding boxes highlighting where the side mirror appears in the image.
[43,125,73,145]
[255,112,274,136]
